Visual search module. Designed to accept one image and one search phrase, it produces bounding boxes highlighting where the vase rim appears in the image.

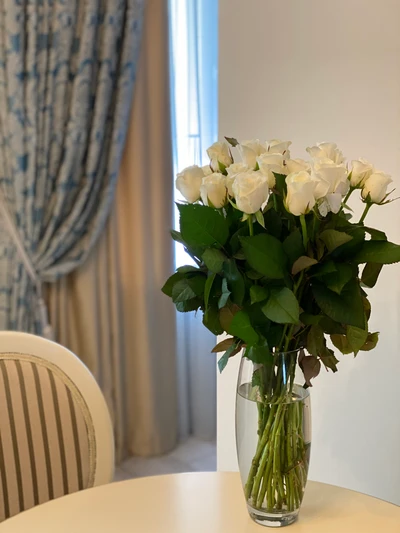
[272,348,301,356]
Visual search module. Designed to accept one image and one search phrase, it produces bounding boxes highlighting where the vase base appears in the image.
[247,505,299,528]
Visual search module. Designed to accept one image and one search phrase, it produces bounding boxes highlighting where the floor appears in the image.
[114,437,217,482]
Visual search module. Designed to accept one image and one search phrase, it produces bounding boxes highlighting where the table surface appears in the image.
[0,472,399,532]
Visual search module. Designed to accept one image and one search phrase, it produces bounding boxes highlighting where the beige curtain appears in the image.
[47,0,178,463]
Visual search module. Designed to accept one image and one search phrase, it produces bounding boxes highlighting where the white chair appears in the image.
[0,331,114,521]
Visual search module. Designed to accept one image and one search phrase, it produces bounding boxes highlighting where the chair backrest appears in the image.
[0,331,114,521]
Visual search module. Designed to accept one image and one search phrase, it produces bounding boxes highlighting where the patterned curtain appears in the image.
[0,0,144,333]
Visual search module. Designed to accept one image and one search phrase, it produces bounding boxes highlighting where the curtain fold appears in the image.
[48,0,178,462]
[0,0,144,333]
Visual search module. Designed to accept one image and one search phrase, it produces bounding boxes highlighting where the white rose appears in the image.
[256,153,287,188]
[350,158,374,188]
[175,165,203,203]
[286,158,311,174]
[226,162,249,196]
[306,142,345,165]
[267,139,292,159]
[285,171,316,216]
[202,164,213,176]
[232,171,269,214]
[200,173,227,208]
[362,171,393,204]
[311,158,349,216]
[206,141,233,172]
[238,139,266,169]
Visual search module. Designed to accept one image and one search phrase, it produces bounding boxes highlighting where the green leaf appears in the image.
[312,280,365,329]
[225,136,239,147]
[202,248,226,273]
[177,265,200,274]
[319,316,346,335]
[283,229,304,265]
[240,234,287,279]
[363,227,387,241]
[250,285,269,305]
[228,311,259,345]
[229,226,249,255]
[321,263,353,294]
[172,278,197,303]
[262,287,300,324]
[320,348,339,372]
[292,256,318,276]
[330,334,352,354]
[178,204,229,248]
[320,230,353,252]
[218,278,231,309]
[246,270,264,280]
[204,273,216,309]
[347,326,368,355]
[218,343,241,373]
[245,340,273,365]
[176,299,202,312]
[255,210,265,228]
[354,240,400,264]
[212,337,236,353]
[310,260,337,278]
[203,306,223,335]
[223,259,245,305]
[161,272,183,297]
[300,313,321,326]
[360,332,379,351]
[361,262,383,288]
[307,325,325,356]
[264,208,282,239]
[170,230,186,244]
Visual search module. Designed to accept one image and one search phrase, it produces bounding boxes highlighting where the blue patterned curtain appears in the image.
[0,0,144,333]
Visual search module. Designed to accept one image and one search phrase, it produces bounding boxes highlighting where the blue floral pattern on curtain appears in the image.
[0,0,144,332]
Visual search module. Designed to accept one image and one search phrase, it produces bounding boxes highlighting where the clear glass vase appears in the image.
[236,351,311,528]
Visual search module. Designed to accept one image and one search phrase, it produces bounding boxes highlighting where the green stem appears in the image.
[300,214,308,250]
[248,216,254,236]
[359,203,372,224]
[342,187,354,208]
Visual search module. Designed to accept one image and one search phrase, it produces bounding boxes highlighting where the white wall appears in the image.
[217,0,400,505]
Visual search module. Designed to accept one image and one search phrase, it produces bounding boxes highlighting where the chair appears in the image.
[0,331,114,521]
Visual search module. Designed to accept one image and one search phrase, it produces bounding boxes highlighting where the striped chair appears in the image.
[0,332,114,521]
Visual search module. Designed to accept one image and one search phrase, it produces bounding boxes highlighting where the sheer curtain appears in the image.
[169,0,218,441]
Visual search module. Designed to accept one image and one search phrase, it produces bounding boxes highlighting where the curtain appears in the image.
[47,0,178,462]
[169,0,218,441]
[0,1,144,334]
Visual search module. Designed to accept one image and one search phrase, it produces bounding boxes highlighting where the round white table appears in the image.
[0,472,399,532]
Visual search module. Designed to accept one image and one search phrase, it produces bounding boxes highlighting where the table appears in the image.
[0,472,399,532]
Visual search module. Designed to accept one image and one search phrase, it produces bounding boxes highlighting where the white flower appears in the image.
[226,162,249,196]
[286,159,311,174]
[267,139,292,159]
[232,171,269,214]
[238,140,266,169]
[306,142,345,165]
[350,158,374,188]
[175,165,204,203]
[285,171,316,216]
[312,158,350,216]
[256,153,287,188]
[362,171,393,204]
[200,173,227,208]
[202,164,213,176]
[206,141,233,172]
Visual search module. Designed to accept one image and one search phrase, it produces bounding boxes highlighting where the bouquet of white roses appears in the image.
[162,137,398,522]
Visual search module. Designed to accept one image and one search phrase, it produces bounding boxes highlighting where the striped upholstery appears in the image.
[0,353,96,521]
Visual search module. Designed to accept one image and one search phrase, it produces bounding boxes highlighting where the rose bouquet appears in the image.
[162,137,398,526]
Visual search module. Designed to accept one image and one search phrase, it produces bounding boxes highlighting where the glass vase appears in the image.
[236,351,311,528]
